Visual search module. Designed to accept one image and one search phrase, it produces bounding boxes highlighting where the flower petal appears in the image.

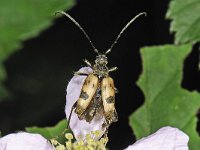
[65,67,106,140]
[0,132,55,150]
[124,126,189,150]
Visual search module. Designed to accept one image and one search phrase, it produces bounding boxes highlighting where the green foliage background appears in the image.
[26,119,67,140]
[130,44,200,149]
[129,0,200,149]
[0,0,75,100]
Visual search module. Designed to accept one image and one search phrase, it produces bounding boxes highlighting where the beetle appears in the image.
[56,11,146,131]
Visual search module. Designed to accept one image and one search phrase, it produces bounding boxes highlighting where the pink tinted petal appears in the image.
[124,126,189,150]
[65,67,106,140]
[0,132,55,150]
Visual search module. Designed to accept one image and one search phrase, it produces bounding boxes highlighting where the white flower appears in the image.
[65,67,190,150]
[124,126,189,150]
[65,67,106,140]
[0,126,189,150]
[0,132,55,150]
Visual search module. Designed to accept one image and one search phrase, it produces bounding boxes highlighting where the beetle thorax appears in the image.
[93,54,109,78]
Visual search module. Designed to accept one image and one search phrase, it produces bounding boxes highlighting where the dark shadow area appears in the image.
[182,43,200,92]
[198,110,200,136]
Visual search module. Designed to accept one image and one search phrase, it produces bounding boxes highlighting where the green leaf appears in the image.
[129,44,200,150]
[166,0,200,44]
[26,119,69,140]
[0,0,75,100]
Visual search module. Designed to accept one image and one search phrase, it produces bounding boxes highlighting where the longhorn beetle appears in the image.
[56,11,146,132]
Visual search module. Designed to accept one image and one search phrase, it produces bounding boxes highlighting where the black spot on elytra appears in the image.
[80,91,89,100]
[110,83,112,87]
[106,96,115,103]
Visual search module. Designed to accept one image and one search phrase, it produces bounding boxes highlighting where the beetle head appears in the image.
[95,54,108,65]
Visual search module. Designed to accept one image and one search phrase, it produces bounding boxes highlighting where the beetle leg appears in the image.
[114,87,119,93]
[73,71,88,76]
[83,59,92,67]
[67,102,77,129]
[103,128,108,138]
[112,109,118,122]
[108,67,118,72]
[102,120,111,138]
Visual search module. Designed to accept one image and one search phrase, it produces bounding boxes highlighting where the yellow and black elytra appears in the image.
[56,11,146,131]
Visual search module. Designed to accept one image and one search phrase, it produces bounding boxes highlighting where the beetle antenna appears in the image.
[55,11,99,54]
[105,12,147,54]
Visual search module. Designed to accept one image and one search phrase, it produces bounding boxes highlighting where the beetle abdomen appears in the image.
[75,74,98,116]
[101,77,116,122]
